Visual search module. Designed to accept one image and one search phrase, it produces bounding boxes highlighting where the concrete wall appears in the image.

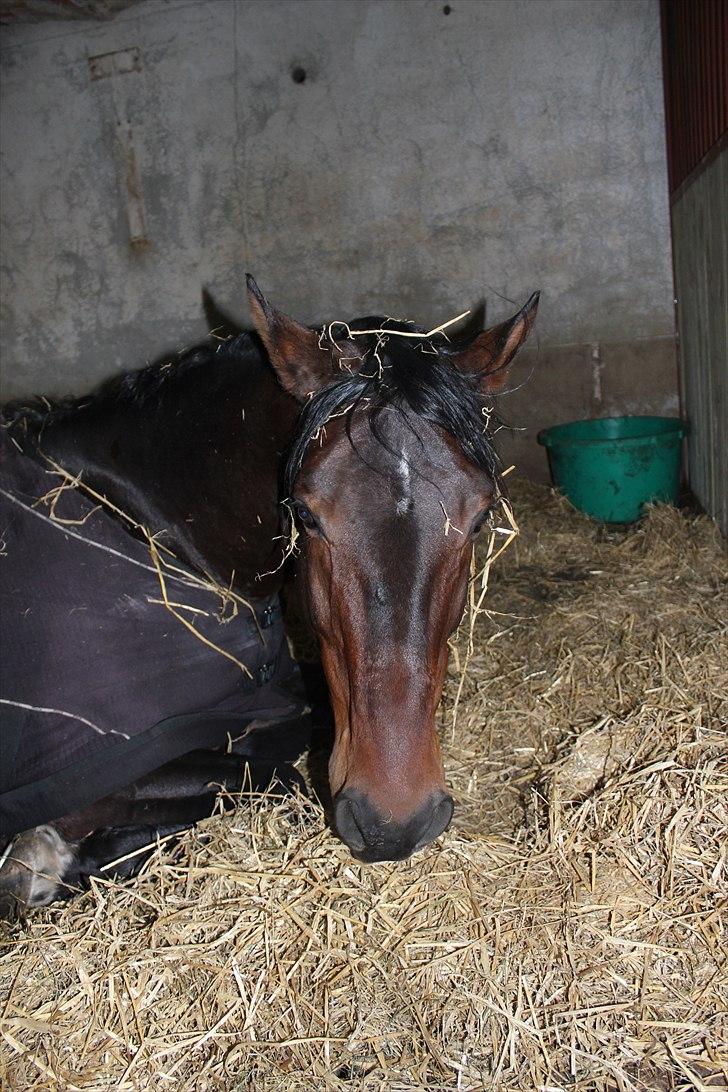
[0,0,676,479]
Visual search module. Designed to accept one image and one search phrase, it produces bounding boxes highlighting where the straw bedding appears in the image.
[1,482,726,1091]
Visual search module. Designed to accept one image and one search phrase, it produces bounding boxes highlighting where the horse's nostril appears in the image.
[333,794,366,854]
[414,793,454,851]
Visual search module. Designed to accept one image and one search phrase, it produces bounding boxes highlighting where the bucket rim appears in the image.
[537,415,689,449]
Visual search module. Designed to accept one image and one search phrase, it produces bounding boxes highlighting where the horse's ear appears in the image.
[450,292,540,393]
[246,275,332,401]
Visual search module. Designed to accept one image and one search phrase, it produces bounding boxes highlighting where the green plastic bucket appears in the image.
[537,416,688,523]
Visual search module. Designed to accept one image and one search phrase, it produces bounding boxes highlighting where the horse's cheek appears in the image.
[437,547,472,638]
[301,542,336,641]
[449,573,471,635]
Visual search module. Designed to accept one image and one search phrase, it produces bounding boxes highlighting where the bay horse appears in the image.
[0,277,538,915]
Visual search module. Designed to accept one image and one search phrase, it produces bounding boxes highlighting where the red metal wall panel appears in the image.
[661,0,728,197]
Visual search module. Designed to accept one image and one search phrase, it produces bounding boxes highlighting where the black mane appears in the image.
[1,332,257,438]
[283,318,504,497]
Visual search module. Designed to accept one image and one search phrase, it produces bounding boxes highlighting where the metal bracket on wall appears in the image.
[88,47,148,250]
[591,343,603,412]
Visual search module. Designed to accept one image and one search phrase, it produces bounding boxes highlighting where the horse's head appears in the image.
[248,277,538,862]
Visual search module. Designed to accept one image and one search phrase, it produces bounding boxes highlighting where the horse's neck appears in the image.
[38,350,298,597]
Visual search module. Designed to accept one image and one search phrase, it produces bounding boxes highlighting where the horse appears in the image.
[0,277,538,916]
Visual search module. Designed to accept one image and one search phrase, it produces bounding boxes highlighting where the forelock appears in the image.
[283,328,504,499]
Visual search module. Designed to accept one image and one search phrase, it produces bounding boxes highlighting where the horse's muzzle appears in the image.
[333,789,454,862]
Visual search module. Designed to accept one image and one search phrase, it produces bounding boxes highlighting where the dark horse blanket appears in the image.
[0,432,306,840]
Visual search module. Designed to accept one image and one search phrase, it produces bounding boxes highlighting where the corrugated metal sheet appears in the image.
[661,0,728,197]
[671,146,728,535]
[662,0,728,534]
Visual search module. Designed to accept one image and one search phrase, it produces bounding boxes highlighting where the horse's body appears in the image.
[0,324,314,915]
[0,278,538,916]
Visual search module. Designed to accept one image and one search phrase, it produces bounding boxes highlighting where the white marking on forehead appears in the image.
[395,453,411,516]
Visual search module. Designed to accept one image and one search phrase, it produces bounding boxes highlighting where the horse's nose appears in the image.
[333,790,454,862]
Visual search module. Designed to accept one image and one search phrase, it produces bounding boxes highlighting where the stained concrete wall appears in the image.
[0,0,676,479]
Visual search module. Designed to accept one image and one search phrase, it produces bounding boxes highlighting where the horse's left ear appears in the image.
[450,292,540,393]
[246,274,334,401]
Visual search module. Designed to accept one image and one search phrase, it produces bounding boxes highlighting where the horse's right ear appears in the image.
[246,275,333,401]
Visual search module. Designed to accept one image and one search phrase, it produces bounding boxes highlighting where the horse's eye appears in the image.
[471,507,493,537]
[295,503,318,531]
